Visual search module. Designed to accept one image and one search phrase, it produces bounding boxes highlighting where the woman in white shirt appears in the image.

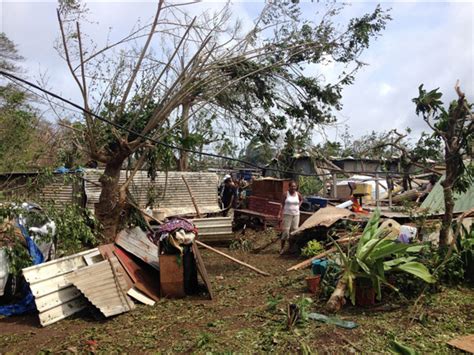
[280,181,303,255]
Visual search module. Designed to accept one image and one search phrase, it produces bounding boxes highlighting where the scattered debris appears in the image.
[22,248,101,326]
[308,313,358,329]
[290,206,353,237]
[447,334,474,353]
[127,287,155,306]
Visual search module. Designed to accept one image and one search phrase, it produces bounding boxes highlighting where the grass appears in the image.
[0,240,473,353]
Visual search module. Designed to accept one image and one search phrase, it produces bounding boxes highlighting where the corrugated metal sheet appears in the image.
[84,169,220,217]
[0,174,79,208]
[115,227,159,270]
[38,176,76,206]
[22,248,102,326]
[192,217,233,243]
[421,176,474,214]
[66,257,135,317]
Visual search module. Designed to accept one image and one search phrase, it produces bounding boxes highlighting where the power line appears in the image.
[0,70,337,178]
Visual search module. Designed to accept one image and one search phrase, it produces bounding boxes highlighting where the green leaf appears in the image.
[383,256,416,269]
[406,245,425,253]
[367,241,410,261]
[389,340,419,355]
[395,262,436,283]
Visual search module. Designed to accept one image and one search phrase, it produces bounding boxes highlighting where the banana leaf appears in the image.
[383,256,417,269]
[395,261,436,283]
[356,257,371,274]
[357,210,380,253]
[406,245,425,253]
[367,241,411,262]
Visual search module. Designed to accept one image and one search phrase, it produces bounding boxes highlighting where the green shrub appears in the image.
[301,240,324,257]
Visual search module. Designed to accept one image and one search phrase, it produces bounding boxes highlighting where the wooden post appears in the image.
[332,173,337,199]
[182,175,202,217]
[375,173,380,208]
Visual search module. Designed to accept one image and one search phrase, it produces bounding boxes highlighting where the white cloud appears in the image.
[379,82,395,96]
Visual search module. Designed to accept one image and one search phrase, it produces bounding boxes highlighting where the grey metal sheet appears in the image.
[66,258,135,318]
[115,227,159,270]
[22,248,102,326]
[84,170,220,217]
[192,217,233,243]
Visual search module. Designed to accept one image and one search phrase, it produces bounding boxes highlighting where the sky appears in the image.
[1,0,473,149]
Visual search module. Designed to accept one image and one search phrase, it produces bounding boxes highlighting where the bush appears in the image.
[301,240,324,257]
[45,204,101,256]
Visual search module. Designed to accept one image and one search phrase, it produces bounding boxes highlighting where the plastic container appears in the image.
[311,258,328,278]
[306,196,328,208]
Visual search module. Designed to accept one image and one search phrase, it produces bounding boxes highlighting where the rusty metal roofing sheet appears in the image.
[83,170,220,217]
[66,257,135,317]
[22,248,102,326]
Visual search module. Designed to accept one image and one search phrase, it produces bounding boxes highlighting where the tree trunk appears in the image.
[95,155,128,242]
[326,277,348,313]
[439,185,454,247]
[439,148,459,247]
[178,102,190,171]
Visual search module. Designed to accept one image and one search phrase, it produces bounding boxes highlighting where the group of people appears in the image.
[219,175,250,217]
[219,175,302,255]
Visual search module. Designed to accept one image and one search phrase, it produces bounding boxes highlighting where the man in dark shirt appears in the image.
[222,178,238,217]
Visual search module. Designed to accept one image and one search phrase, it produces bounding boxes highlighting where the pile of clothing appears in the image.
[151,217,197,255]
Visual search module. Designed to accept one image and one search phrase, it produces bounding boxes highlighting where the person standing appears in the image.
[280,181,303,254]
[221,177,238,217]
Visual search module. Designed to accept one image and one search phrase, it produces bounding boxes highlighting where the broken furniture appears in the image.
[250,178,291,202]
[234,196,282,230]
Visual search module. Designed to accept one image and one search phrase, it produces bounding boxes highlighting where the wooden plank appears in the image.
[192,243,214,300]
[195,240,270,277]
[116,228,159,270]
[114,247,160,302]
[448,334,474,353]
[127,287,155,306]
[286,248,336,272]
[39,297,89,327]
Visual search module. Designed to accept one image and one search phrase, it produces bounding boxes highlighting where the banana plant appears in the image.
[326,210,435,312]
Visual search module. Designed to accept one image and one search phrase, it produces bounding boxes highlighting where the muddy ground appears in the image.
[0,229,473,353]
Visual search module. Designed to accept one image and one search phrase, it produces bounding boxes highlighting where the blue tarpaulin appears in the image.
[0,219,43,316]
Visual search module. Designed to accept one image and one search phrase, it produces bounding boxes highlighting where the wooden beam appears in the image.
[195,240,270,276]
[182,175,202,217]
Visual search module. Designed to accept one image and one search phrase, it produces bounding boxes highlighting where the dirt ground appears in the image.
[0,229,473,353]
